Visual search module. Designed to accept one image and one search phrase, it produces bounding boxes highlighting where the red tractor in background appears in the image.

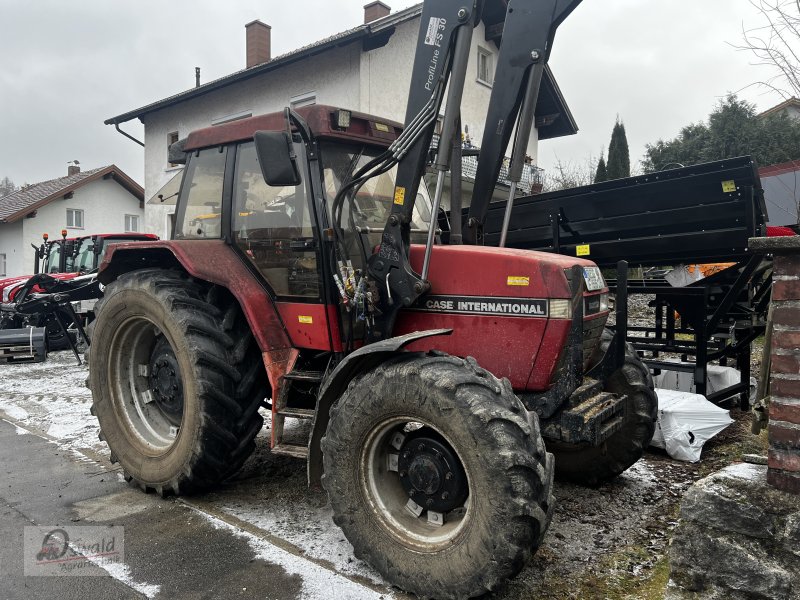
[90,0,656,597]
[0,232,157,362]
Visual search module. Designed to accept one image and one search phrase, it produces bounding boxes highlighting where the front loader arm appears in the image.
[366,0,479,340]
[364,0,582,341]
[465,0,582,244]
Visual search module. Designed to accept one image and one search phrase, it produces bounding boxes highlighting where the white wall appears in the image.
[360,18,539,163]
[0,221,24,277]
[20,177,144,274]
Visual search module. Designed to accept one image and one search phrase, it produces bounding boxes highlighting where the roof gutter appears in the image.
[113,121,145,147]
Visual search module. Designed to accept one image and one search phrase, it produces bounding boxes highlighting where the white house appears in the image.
[0,164,144,278]
[759,97,800,121]
[106,2,577,239]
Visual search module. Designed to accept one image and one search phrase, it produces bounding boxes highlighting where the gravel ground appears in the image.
[0,351,767,599]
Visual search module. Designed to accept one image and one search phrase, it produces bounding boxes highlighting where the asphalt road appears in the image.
[0,417,392,600]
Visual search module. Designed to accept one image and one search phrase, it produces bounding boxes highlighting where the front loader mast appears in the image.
[359,0,582,341]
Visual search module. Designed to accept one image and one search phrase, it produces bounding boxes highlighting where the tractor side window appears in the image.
[176,148,227,239]
[74,241,94,272]
[232,141,320,298]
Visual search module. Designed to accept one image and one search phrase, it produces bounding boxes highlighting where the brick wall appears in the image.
[751,236,800,494]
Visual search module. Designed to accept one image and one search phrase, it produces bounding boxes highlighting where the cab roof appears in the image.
[184,105,403,152]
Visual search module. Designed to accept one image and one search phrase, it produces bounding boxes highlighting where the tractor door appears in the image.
[231,140,334,350]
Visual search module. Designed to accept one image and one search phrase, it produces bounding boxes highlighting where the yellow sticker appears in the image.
[393,186,406,205]
[298,315,313,324]
[721,180,736,193]
[577,244,590,256]
[507,276,530,286]
[374,122,390,132]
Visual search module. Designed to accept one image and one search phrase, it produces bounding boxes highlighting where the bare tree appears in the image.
[734,0,800,99]
[542,157,597,192]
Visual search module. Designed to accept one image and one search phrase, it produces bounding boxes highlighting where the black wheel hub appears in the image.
[148,337,183,419]
[398,431,468,513]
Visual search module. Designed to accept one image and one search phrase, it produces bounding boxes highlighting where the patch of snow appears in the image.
[193,509,390,599]
[0,403,29,420]
[218,500,383,584]
[90,558,161,599]
[720,462,766,482]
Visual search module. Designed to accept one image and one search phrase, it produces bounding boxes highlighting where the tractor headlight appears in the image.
[549,299,572,319]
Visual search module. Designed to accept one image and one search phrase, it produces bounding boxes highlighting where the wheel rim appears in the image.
[360,417,471,551]
[109,316,184,452]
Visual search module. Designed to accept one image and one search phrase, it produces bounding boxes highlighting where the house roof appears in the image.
[758,97,800,118]
[0,165,144,224]
[105,4,577,140]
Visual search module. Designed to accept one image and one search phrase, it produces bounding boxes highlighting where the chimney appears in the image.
[67,160,80,176]
[245,20,271,68]
[364,1,390,24]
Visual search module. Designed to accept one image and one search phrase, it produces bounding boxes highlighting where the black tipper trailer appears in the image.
[481,156,774,407]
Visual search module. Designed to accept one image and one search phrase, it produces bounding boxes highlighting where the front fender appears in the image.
[307,328,452,489]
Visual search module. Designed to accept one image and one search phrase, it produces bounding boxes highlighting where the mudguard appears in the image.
[307,328,452,488]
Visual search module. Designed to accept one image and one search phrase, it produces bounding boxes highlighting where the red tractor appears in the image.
[90,0,656,597]
[0,232,157,361]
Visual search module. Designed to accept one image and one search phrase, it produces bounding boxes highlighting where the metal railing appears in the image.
[430,134,544,194]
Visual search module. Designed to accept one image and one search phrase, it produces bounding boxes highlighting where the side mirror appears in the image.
[254,131,301,187]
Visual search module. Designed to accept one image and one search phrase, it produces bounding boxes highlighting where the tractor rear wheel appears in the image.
[321,353,554,600]
[550,329,657,486]
[88,269,267,495]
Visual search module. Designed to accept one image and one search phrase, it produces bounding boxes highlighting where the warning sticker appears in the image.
[298,315,313,324]
[393,186,406,205]
[576,244,590,256]
[507,276,530,287]
[424,17,446,46]
[721,180,737,193]
[374,122,390,132]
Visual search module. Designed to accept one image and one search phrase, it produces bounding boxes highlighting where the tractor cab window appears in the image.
[232,141,320,298]
[46,244,62,274]
[320,142,433,267]
[74,239,95,272]
[176,148,227,239]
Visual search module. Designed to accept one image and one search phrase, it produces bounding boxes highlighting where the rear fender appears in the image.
[307,328,452,489]
[99,240,295,402]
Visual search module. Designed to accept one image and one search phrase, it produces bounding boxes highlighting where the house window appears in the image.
[0,253,5,277]
[477,47,493,86]
[290,91,317,109]
[66,208,84,229]
[125,214,140,232]
[168,131,180,167]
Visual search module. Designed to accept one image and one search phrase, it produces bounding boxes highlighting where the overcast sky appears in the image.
[0,0,787,187]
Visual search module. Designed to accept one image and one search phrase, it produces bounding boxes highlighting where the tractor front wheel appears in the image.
[321,353,554,599]
[88,269,267,495]
[550,329,658,486]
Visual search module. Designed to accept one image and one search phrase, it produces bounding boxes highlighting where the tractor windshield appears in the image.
[320,142,433,239]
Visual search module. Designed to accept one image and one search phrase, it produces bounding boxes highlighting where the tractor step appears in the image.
[279,407,315,419]
[283,370,324,382]
[272,443,309,459]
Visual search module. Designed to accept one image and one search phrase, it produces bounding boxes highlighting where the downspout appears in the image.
[113,121,145,147]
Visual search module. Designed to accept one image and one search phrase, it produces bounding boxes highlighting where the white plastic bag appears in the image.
[650,388,734,462]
